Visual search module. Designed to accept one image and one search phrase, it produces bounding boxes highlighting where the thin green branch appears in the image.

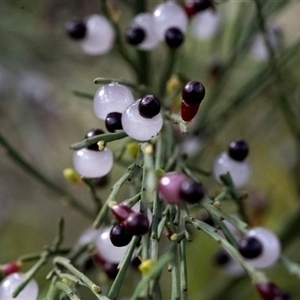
[0,132,94,219]
[70,131,127,150]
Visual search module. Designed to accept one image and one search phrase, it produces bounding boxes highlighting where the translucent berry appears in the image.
[179,180,205,203]
[191,10,220,40]
[111,204,133,222]
[124,213,149,235]
[81,14,115,55]
[85,128,105,151]
[213,152,251,187]
[153,2,188,41]
[158,172,188,204]
[255,282,281,300]
[105,112,123,132]
[65,20,86,40]
[228,140,249,161]
[181,101,200,122]
[93,83,134,120]
[165,27,184,48]
[122,100,163,141]
[78,227,99,246]
[95,227,129,264]
[244,227,281,269]
[182,81,205,105]
[0,273,38,300]
[138,95,161,118]
[130,13,160,50]
[110,224,133,247]
[238,236,263,259]
[125,27,145,45]
[73,147,113,178]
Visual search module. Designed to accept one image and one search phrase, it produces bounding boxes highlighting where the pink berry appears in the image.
[158,172,188,204]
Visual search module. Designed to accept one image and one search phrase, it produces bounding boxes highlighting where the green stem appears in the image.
[0,132,94,219]
[70,131,128,150]
[55,282,81,300]
[93,172,130,228]
[107,236,139,299]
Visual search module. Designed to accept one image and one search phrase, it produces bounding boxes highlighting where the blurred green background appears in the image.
[1,0,300,299]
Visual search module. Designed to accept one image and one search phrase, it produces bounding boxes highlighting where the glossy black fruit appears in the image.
[138,95,161,118]
[125,27,145,45]
[179,180,205,203]
[65,20,86,40]
[105,112,123,132]
[238,236,263,259]
[228,140,249,162]
[182,81,205,105]
[85,128,105,151]
[110,223,133,247]
[165,27,184,48]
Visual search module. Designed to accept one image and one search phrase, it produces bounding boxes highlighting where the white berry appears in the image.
[153,1,188,41]
[93,83,134,120]
[131,13,160,50]
[73,147,113,178]
[0,273,38,300]
[121,100,163,141]
[81,15,115,55]
[213,152,251,187]
[190,10,220,40]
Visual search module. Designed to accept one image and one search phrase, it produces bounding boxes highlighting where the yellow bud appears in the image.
[63,168,81,184]
[126,142,139,158]
[155,168,166,178]
[166,75,181,95]
[139,259,155,275]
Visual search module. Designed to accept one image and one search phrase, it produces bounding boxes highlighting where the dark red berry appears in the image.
[105,112,123,132]
[238,236,263,259]
[255,282,281,300]
[104,262,119,279]
[65,20,86,40]
[182,81,205,105]
[110,223,133,247]
[111,204,133,222]
[124,212,149,235]
[125,27,145,45]
[228,140,249,161]
[1,261,20,276]
[93,253,106,266]
[165,27,184,48]
[85,128,105,151]
[138,95,161,118]
[181,101,199,122]
[214,249,230,266]
[179,180,205,203]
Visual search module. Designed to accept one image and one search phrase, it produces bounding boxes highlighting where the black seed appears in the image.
[125,27,145,45]
[179,180,205,203]
[182,81,205,105]
[124,213,149,235]
[105,112,123,132]
[165,27,184,48]
[110,223,133,247]
[228,140,249,162]
[238,236,263,259]
[85,128,105,151]
[65,20,86,40]
[214,249,230,266]
[138,95,161,118]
